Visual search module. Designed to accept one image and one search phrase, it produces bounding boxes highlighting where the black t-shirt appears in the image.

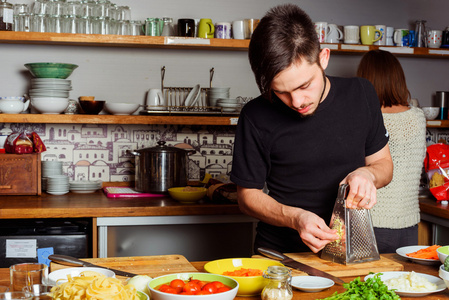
[230,76,389,253]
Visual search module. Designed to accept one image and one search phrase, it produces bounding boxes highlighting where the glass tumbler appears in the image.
[62,14,77,33]
[92,16,109,34]
[30,13,46,32]
[128,20,142,36]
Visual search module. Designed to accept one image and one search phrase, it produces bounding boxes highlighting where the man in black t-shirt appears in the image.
[230,4,393,254]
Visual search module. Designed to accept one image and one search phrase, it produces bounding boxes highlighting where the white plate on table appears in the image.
[291,276,334,292]
[183,84,201,107]
[396,245,441,265]
[364,272,446,297]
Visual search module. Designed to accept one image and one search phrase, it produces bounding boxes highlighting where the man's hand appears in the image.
[293,209,340,253]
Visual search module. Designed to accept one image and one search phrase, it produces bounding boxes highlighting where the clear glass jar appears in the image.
[0,0,14,31]
[261,266,293,300]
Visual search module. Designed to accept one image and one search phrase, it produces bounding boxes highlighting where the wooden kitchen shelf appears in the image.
[427,120,449,128]
[0,113,239,125]
[1,31,449,57]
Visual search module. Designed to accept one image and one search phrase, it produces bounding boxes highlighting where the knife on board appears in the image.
[48,254,138,278]
[258,247,346,285]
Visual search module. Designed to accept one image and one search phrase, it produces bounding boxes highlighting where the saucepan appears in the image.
[130,141,196,193]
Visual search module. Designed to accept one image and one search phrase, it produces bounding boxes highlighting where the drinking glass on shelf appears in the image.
[128,20,142,36]
[62,14,77,33]
[77,16,92,34]
[63,1,81,18]
[92,16,109,34]
[30,13,46,32]
[30,0,48,16]
[116,5,130,21]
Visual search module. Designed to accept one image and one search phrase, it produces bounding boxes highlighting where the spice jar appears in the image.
[261,266,293,300]
[0,0,13,31]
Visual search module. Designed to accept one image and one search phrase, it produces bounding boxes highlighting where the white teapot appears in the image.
[0,97,30,114]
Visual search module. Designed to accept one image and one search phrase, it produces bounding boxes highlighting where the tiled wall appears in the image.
[2,123,235,182]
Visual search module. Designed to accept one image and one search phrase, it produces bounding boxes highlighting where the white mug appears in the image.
[386,26,394,46]
[394,28,409,46]
[344,25,359,44]
[146,88,166,111]
[314,21,328,43]
[232,20,246,40]
[215,22,231,39]
[325,24,343,43]
[374,25,386,45]
[427,30,443,48]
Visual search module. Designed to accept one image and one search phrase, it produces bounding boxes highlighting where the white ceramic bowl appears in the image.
[439,264,449,289]
[422,107,439,120]
[437,246,449,264]
[105,102,140,115]
[48,267,115,286]
[31,97,69,114]
[148,273,238,300]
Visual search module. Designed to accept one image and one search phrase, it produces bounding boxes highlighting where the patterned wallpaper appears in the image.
[0,123,236,183]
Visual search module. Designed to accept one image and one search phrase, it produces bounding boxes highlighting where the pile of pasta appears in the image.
[50,271,141,300]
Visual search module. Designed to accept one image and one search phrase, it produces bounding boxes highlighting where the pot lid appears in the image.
[134,141,188,154]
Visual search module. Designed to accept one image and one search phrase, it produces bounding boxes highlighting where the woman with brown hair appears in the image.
[357,49,426,253]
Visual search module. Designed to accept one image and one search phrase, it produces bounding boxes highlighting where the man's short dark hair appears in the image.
[249,4,321,98]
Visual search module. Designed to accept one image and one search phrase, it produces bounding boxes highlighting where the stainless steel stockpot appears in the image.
[130,141,195,193]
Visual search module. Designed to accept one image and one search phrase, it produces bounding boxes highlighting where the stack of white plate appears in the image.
[216,98,241,112]
[42,161,63,177]
[46,175,69,195]
[69,180,102,194]
[42,161,63,191]
[207,87,230,109]
[29,78,72,98]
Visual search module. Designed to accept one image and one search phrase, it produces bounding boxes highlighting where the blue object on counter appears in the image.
[439,107,448,120]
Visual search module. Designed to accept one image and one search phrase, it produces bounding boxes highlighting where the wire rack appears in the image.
[140,66,241,115]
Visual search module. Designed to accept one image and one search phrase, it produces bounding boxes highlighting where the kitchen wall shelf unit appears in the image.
[2,32,449,57]
[0,113,239,125]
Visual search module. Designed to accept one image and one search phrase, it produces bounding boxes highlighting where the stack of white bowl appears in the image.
[69,180,103,194]
[207,87,230,109]
[30,78,71,114]
[46,175,70,195]
[216,98,242,112]
[41,161,63,190]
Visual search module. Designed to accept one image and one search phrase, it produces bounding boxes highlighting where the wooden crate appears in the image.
[0,153,41,195]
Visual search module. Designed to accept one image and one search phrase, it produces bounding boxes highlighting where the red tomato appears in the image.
[217,286,231,293]
[170,279,185,289]
[158,284,171,292]
[159,285,178,294]
[211,281,225,289]
[196,290,212,295]
[202,282,218,294]
[183,281,201,293]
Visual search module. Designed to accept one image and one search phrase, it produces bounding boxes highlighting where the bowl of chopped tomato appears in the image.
[147,272,238,300]
[204,258,284,296]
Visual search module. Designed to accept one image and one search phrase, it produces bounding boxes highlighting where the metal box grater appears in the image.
[321,184,380,264]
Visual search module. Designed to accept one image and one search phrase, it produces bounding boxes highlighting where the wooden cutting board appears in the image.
[50,255,198,282]
[253,253,404,277]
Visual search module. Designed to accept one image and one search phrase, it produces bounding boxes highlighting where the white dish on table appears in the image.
[364,271,446,297]
[396,245,441,265]
[291,276,334,292]
[48,267,115,286]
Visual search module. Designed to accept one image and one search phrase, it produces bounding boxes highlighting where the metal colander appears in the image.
[321,184,380,265]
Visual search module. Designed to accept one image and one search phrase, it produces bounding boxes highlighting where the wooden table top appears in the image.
[0,254,447,299]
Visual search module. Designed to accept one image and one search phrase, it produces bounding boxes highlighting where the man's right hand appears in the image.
[294,208,340,253]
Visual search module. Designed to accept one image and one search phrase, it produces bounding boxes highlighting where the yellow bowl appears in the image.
[168,187,207,203]
[204,258,284,296]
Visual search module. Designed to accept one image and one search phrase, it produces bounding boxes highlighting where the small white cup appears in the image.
[215,22,231,39]
[374,24,386,45]
[344,25,359,44]
[325,24,343,43]
[146,88,166,111]
[386,26,394,45]
[314,21,328,43]
[232,20,246,39]
[427,30,443,48]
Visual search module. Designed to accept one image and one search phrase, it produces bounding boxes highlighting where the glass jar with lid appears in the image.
[0,0,14,31]
[261,266,293,300]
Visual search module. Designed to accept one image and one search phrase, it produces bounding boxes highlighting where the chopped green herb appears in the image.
[318,273,401,300]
